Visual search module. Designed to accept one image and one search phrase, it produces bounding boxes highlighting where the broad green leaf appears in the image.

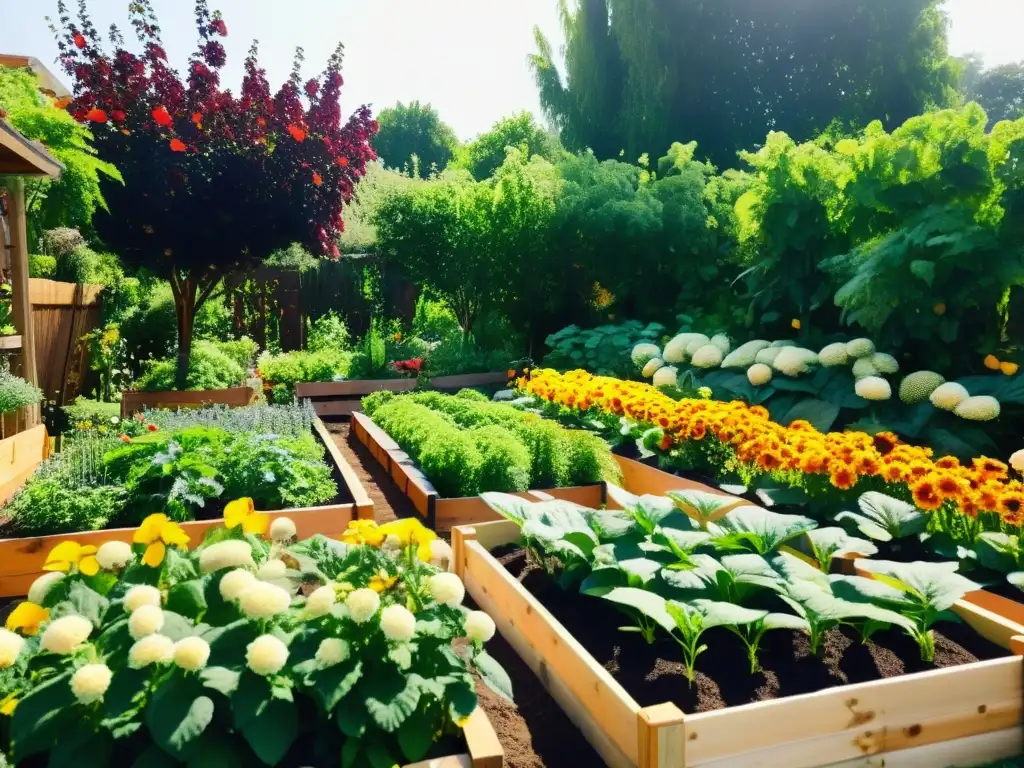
[834,492,927,542]
[910,259,936,286]
[580,567,627,596]
[11,671,75,763]
[445,678,478,723]
[101,668,149,734]
[313,659,364,712]
[67,581,110,627]
[593,538,673,586]
[780,399,840,432]
[479,492,533,524]
[200,666,241,697]
[974,532,1021,574]
[1007,572,1024,593]
[805,527,878,572]
[365,740,399,768]
[853,559,979,613]
[364,671,423,732]
[598,587,677,634]
[398,702,444,763]
[240,697,298,766]
[707,505,816,554]
[335,696,368,739]
[160,610,198,642]
[473,648,514,701]
[667,599,767,632]
[607,485,678,531]
[665,488,742,526]
[146,677,214,761]
[652,527,712,560]
[167,579,208,617]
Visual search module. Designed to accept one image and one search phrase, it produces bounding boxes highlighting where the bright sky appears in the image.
[0,0,1020,142]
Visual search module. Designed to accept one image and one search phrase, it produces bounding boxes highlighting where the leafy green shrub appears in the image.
[0,367,42,413]
[62,397,120,429]
[257,348,351,400]
[455,388,490,402]
[544,321,667,377]
[3,482,127,535]
[426,337,512,376]
[472,425,532,492]
[133,340,245,392]
[210,336,259,370]
[28,254,56,278]
[307,310,350,352]
[413,296,462,341]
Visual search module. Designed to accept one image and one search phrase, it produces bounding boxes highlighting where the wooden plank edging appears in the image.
[454,519,1024,768]
[120,386,257,417]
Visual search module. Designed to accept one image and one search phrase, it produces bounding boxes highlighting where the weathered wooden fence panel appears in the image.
[29,277,102,407]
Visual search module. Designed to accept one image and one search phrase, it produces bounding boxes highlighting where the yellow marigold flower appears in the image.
[791,319,801,330]
[134,514,190,568]
[911,479,943,511]
[341,519,385,547]
[1002,361,1019,376]
[223,498,269,536]
[43,541,100,576]
[369,573,399,593]
[379,518,437,562]
[984,354,1001,371]
[829,467,858,491]
[0,694,16,716]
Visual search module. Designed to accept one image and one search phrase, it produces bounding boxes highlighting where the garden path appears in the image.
[326,421,607,768]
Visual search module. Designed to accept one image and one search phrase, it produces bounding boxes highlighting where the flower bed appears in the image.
[453,509,1024,768]
[0,405,372,597]
[120,385,258,418]
[0,514,505,766]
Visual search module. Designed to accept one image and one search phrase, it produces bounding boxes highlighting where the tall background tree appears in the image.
[54,0,376,387]
[372,101,459,177]
[453,111,562,180]
[960,56,1024,124]
[531,0,959,168]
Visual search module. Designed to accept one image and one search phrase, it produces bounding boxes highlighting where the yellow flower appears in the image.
[223,498,269,536]
[5,602,49,636]
[1002,361,1019,376]
[341,520,385,547]
[379,518,437,562]
[43,541,100,576]
[984,354,1001,371]
[0,694,17,716]
[791,319,801,330]
[134,514,190,568]
[369,572,399,593]
[697,386,712,400]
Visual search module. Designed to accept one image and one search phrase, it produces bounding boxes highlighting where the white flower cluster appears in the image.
[40,615,92,655]
[238,581,292,619]
[220,568,257,601]
[380,605,416,642]
[173,636,211,671]
[96,541,133,570]
[246,634,288,675]
[28,572,64,605]
[464,611,496,643]
[316,638,349,668]
[129,605,165,639]
[0,628,25,668]
[70,663,112,704]
[124,585,162,612]
[269,517,297,543]
[345,588,380,624]
[427,573,465,606]
[129,634,174,668]
[200,540,255,573]
[306,585,336,617]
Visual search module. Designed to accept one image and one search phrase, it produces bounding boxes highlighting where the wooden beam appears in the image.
[6,177,39,429]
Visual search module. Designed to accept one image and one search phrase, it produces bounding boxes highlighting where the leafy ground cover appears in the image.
[360,389,621,498]
[0,511,508,765]
[0,403,338,537]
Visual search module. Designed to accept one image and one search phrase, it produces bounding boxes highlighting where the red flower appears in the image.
[152,105,173,126]
[210,18,227,36]
[312,171,323,186]
[147,423,158,432]
[85,107,108,123]
[331,244,340,260]
[335,156,349,168]
[111,110,126,122]
[256,117,267,128]
[304,79,319,98]
[169,138,187,152]
[73,33,87,49]
[287,124,306,142]
[192,112,202,126]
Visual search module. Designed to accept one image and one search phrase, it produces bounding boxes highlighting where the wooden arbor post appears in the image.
[0,119,63,429]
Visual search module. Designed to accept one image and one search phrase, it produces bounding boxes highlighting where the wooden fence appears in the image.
[29,278,102,408]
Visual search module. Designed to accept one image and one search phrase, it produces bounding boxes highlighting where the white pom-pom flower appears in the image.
[124,585,161,613]
[345,588,381,624]
[770,340,797,348]
[464,611,496,643]
[246,634,288,676]
[754,347,783,366]
[641,358,664,378]
[238,581,292,619]
[96,541,133,571]
[631,343,661,368]
[709,334,731,355]
[129,605,165,640]
[380,604,416,642]
[70,663,112,704]
[429,539,452,570]
[316,638,350,668]
[428,573,465,607]
[173,636,211,671]
[40,615,92,655]
[721,340,770,369]
[773,347,818,377]
[747,363,773,386]
[855,376,892,401]
[818,342,849,367]
[931,382,970,411]
[899,371,945,404]
[662,334,705,364]
[690,345,723,369]
[870,353,899,375]
[219,569,256,601]
[1010,449,1024,473]
[269,517,297,543]
[685,336,712,357]
[851,357,879,380]
[954,395,1001,421]
[0,628,25,668]
[28,572,65,606]
[651,366,678,389]
[129,634,174,668]
[846,338,876,358]
[258,559,287,581]
[199,540,254,574]
[306,585,336,618]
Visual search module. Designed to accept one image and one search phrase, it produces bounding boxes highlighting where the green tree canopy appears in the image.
[454,111,562,180]
[531,0,959,168]
[372,101,459,177]
[0,66,120,242]
[962,60,1024,124]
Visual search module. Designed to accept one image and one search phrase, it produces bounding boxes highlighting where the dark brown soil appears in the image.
[496,546,1006,715]
[325,420,606,767]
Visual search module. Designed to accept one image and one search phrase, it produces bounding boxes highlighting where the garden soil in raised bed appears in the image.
[326,421,607,767]
[496,545,1008,715]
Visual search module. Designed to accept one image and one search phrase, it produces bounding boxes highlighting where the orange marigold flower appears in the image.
[936,475,964,499]
[935,456,960,470]
[857,455,881,476]
[973,458,1008,479]
[658,433,674,452]
[907,463,930,479]
[287,124,306,141]
[690,422,707,441]
[758,452,783,471]
[872,432,898,456]
[830,467,858,490]
[911,480,943,511]
[883,464,905,483]
[1000,492,1024,519]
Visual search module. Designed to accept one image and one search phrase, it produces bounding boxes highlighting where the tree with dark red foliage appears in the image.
[52,0,377,387]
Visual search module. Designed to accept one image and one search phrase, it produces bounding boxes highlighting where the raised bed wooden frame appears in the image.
[0,417,373,597]
[405,707,503,768]
[350,411,609,531]
[453,519,1024,768]
[120,385,258,418]
[296,372,509,418]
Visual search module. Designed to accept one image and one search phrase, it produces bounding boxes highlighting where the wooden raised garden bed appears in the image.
[405,707,502,768]
[351,411,608,531]
[296,372,509,418]
[453,519,1024,768]
[0,417,373,597]
[120,385,258,417]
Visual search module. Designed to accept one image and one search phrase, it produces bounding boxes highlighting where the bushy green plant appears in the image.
[472,425,532,493]
[62,397,121,431]
[133,341,246,392]
[210,337,259,371]
[425,337,511,377]
[545,321,667,378]
[413,296,462,342]
[306,311,351,352]
[28,254,56,278]
[258,349,351,401]
[3,482,127,536]
[0,366,42,413]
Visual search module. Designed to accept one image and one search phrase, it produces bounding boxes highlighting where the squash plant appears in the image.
[0,507,509,766]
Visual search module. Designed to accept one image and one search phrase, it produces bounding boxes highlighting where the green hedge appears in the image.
[362,389,620,496]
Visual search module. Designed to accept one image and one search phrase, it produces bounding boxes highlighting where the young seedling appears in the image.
[707,505,817,555]
[665,488,744,530]
[834,491,928,542]
[805,527,878,572]
[726,612,809,674]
